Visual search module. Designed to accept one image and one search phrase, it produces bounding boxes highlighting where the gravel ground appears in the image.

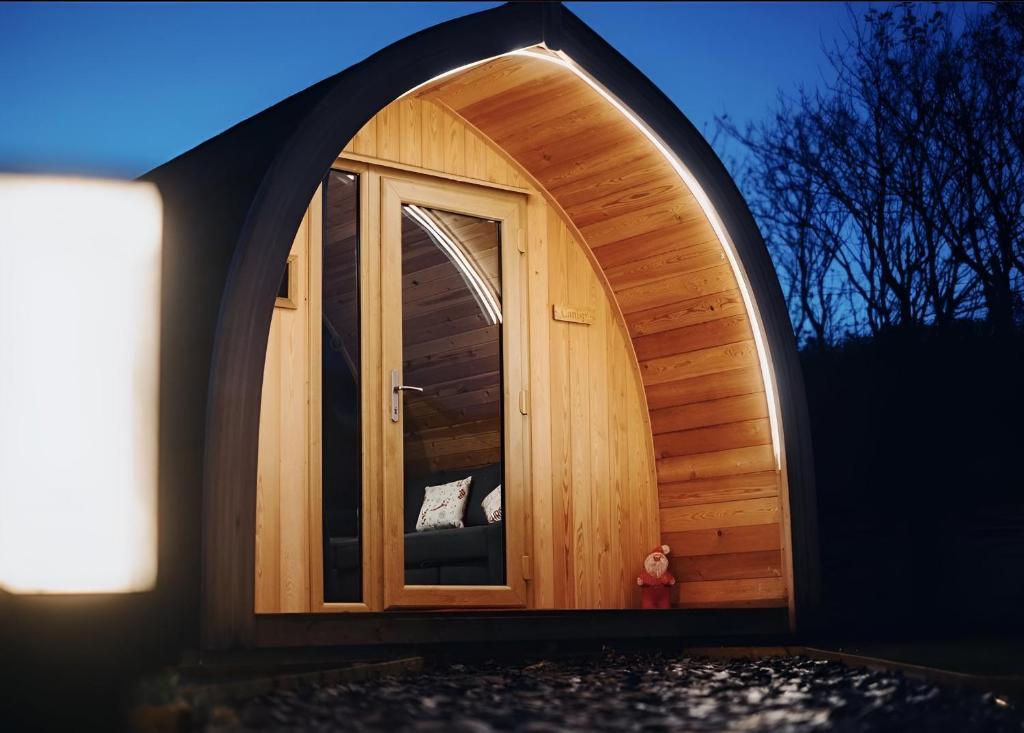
[209,652,1023,732]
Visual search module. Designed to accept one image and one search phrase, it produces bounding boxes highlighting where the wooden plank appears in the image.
[659,471,780,508]
[660,496,780,533]
[442,106,465,177]
[629,374,658,606]
[594,221,719,270]
[588,275,612,608]
[464,127,486,180]
[429,56,562,112]
[678,577,787,608]
[421,100,445,171]
[604,243,726,292]
[278,214,310,613]
[527,195,554,608]
[375,101,401,162]
[568,239,594,608]
[476,89,609,149]
[663,523,782,558]
[616,263,736,315]
[672,550,783,583]
[653,418,772,459]
[255,309,282,613]
[306,185,325,612]
[530,127,651,191]
[548,215,573,609]
[399,98,422,167]
[632,314,752,362]
[521,121,640,181]
[640,340,759,386]
[550,151,668,209]
[650,392,769,435]
[350,120,377,157]
[626,290,748,340]
[485,144,509,186]
[645,367,764,411]
[608,315,629,608]
[567,172,682,230]
[580,199,705,249]
[657,444,777,483]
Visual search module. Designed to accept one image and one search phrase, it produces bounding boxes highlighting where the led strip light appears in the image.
[401,45,783,466]
[404,204,503,326]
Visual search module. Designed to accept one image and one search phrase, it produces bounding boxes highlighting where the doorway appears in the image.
[257,163,530,613]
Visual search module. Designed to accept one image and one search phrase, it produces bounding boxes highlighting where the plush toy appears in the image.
[637,544,675,609]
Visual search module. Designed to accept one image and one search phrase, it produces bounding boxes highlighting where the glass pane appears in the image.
[322,170,362,602]
[276,260,290,299]
[400,205,505,586]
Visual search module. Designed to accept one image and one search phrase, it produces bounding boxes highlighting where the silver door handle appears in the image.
[391,369,423,422]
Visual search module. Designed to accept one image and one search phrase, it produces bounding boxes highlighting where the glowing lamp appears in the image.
[0,175,161,593]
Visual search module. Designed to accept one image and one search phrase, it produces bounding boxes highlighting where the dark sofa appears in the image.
[326,463,505,599]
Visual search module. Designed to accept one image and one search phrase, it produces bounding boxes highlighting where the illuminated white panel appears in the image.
[0,176,162,594]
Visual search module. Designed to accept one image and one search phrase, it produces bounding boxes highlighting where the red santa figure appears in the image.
[637,544,675,609]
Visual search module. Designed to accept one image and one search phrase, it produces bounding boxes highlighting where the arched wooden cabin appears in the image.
[147,2,817,650]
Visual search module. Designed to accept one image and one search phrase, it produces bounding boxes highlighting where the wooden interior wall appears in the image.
[420,51,789,609]
[255,208,312,614]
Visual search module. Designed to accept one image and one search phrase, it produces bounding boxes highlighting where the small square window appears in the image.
[275,255,298,309]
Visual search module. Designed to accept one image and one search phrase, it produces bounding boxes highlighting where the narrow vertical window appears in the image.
[322,170,362,602]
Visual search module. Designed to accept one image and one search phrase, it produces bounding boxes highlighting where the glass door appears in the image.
[380,172,528,609]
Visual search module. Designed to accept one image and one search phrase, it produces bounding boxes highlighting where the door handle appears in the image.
[391,369,423,422]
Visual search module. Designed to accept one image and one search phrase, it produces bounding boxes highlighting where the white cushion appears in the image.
[481,485,502,523]
[415,476,472,532]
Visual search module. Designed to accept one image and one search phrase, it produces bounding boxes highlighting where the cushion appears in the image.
[415,476,471,532]
[481,485,502,523]
[403,463,503,530]
[463,463,502,526]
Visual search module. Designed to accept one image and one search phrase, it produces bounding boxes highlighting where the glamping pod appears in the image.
[146,2,817,650]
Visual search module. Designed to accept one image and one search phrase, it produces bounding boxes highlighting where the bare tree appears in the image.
[718,2,1024,345]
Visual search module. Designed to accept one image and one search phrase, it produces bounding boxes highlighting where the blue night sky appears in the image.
[0,2,864,179]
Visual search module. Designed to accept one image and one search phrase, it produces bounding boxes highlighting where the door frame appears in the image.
[378,170,530,609]
[308,161,382,613]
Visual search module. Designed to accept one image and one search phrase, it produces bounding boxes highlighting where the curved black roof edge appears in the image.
[145,2,818,647]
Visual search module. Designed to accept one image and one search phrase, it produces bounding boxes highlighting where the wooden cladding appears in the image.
[421,50,790,611]
[256,42,794,613]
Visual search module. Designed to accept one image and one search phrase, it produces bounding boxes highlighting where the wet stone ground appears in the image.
[212,652,1024,732]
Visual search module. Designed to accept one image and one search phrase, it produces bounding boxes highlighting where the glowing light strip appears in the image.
[404,204,503,325]
[506,47,783,466]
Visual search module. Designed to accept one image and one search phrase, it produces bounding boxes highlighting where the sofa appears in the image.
[326,462,505,600]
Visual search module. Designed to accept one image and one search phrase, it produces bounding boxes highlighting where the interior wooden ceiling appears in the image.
[399,210,503,476]
[418,50,777,490]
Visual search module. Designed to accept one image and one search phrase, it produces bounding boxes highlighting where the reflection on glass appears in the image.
[322,171,362,602]
[400,206,505,586]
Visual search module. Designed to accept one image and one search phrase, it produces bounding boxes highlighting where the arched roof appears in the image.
[145,2,817,647]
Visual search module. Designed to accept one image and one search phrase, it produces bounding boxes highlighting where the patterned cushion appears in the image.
[481,485,502,523]
[415,476,472,532]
